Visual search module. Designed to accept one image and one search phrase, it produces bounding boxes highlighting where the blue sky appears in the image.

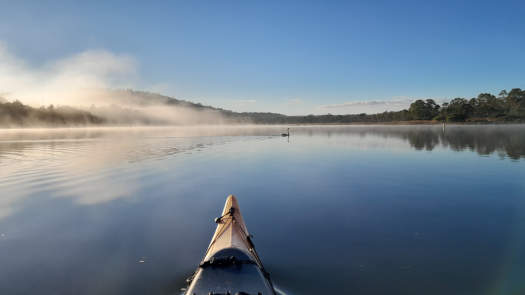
[1,0,524,114]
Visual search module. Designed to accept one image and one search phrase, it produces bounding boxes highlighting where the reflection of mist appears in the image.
[1,125,524,295]
[0,127,256,219]
[1,125,524,220]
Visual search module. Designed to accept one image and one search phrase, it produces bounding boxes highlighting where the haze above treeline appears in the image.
[0,88,524,127]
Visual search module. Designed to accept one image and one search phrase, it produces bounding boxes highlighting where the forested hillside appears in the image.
[1,88,524,127]
[0,100,103,127]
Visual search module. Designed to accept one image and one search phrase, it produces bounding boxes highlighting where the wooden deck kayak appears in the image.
[184,195,276,295]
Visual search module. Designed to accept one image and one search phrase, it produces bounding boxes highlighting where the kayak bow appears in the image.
[185,195,276,295]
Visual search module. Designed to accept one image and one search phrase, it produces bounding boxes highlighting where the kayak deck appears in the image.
[185,195,275,295]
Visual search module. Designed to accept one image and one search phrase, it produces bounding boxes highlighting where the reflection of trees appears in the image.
[1,125,524,162]
[388,125,525,159]
[438,126,525,160]
[299,125,525,160]
[405,129,441,151]
[393,126,525,160]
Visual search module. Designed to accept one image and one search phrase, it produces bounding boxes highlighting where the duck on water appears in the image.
[183,195,277,295]
[281,128,290,137]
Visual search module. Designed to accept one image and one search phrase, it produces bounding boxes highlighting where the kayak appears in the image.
[184,195,276,295]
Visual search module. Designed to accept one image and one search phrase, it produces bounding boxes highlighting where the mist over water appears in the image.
[0,125,524,295]
[0,43,237,126]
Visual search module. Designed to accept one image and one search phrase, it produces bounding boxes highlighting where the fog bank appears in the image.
[0,42,232,125]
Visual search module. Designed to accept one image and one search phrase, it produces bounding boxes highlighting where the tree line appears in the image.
[0,100,103,127]
[1,88,524,126]
[236,88,525,124]
[408,88,525,122]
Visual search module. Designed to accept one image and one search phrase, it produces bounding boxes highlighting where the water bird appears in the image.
[281,128,290,137]
[184,195,277,295]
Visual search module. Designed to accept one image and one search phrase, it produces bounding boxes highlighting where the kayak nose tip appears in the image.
[224,195,240,214]
[227,194,237,202]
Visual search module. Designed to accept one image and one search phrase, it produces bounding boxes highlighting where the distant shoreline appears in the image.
[2,121,525,130]
[285,120,525,125]
[2,87,524,127]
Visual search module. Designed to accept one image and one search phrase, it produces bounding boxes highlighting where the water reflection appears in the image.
[289,125,525,159]
[403,125,525,159]
[0,127,273,219]
[1,125,524,161]
[1,125,523,220]
[0,125,524,295]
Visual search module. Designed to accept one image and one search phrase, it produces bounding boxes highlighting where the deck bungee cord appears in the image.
[184,196,276,295]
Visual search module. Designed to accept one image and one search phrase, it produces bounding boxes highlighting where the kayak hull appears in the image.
[185,195,275,295]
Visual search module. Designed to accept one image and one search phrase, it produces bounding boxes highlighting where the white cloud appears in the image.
[315,97,445,114]
[0,41,137,106]
[321,100,407,108]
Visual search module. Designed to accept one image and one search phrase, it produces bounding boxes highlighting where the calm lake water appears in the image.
[1,125,524,295]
